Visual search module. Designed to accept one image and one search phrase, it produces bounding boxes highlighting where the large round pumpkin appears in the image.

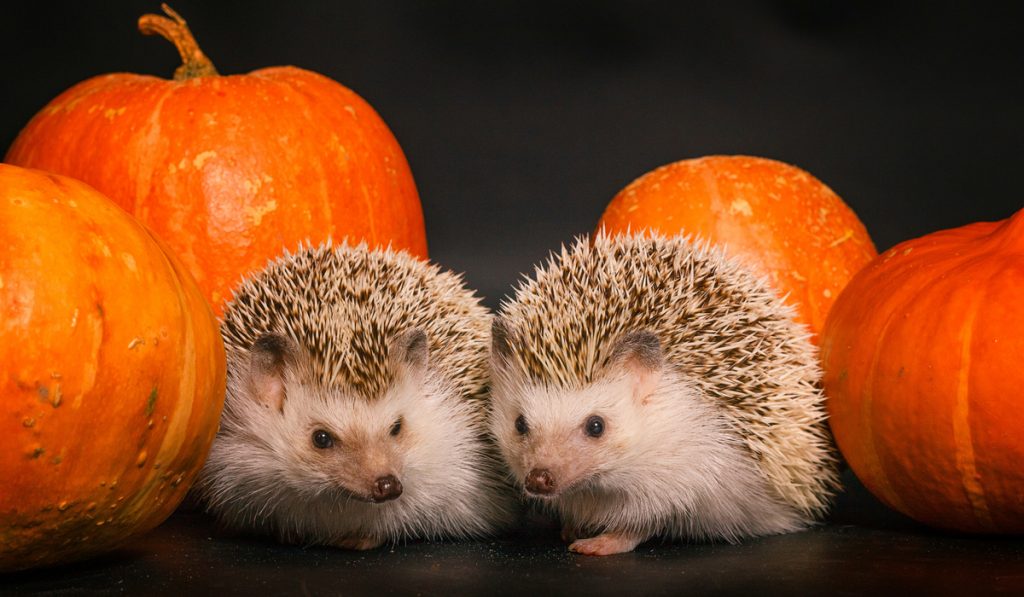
[0,164,226,571]
[5,5,426,316]
[598,155,877,341]
[822,208,1024,533]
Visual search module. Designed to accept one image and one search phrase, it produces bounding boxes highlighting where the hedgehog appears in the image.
[194,242,516,549]
[489,232,840,556]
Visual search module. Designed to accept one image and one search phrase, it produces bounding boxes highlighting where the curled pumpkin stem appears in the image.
[139,3,219,81]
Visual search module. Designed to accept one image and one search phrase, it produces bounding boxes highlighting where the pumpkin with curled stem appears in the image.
[6,4,426,316]
[822,208,1024,533]
[0,164,226,571]
[598,155,877,342]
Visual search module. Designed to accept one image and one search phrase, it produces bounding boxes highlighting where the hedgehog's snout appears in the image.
[524,468,556,495]
[371,474,403,502]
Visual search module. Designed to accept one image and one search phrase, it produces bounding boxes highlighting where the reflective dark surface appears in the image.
[4,471,1024,595]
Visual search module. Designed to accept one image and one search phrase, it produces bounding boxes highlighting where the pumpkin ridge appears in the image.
[156,239,197,469]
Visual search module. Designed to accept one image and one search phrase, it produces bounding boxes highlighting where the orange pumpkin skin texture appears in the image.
[598,155,877,342]
[0,164,226,571]
[5,7,426,316]
[821,209,1024,533]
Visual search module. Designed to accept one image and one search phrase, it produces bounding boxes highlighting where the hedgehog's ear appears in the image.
[606,330,663,404]
[248,334,295,413]
[491,316,516,371]
[389,328,429,379]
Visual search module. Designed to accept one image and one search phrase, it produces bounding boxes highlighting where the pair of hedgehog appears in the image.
[195,233,839,556]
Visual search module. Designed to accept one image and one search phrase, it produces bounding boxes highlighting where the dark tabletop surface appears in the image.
[4,470,1024,596]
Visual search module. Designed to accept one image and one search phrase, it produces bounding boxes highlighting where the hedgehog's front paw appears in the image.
[568,532,643,556]
[334,536,384,551]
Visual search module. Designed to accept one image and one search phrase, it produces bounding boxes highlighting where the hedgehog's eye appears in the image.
[515,414,529,436]
[312,429,334,449]
[584,415,605,438]
[390,417,403,437]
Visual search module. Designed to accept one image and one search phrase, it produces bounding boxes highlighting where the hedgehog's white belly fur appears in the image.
[497,371,807,544]
[549,377,806,542]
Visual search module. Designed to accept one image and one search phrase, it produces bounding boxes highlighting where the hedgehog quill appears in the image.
[490,233,840,556]
[195,242,515,549]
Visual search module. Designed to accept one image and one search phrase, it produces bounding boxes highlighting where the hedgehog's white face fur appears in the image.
[194,243,515,549]
[202,330,507,547]
[489,233,839,556]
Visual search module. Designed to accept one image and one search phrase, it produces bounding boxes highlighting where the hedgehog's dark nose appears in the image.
[525,468,556,495]
[372,475,403,502]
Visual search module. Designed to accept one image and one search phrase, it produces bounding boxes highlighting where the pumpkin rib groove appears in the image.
[275,72,384,247]
[159,240,198,469]
[296,81,339,241]
[952,288,993,529]
[132,84,176,219]
[81,286,104,403]
[872,255,973,514]
[859,306,910,515]
[262,72,334,247]
[81,287,105,401]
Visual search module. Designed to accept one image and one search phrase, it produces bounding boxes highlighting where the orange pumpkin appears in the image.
[5,5,426,316]
[598,155,877,342]
[822,208,1024,533]
[0,164,226,571]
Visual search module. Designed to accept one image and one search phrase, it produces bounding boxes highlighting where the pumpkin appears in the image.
[5,5,427,316]
[0,164,226,571]
[598,155,877,342]
[822,208,1024,533]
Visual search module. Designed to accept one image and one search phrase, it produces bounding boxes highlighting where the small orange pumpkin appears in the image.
[598,155,877,342]
[822,208,1024,533]
[0,164,226,571]
[6,5,426,315]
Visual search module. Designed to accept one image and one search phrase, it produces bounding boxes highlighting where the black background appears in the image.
[3,2,1024,593]
[3,0,1022,304]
